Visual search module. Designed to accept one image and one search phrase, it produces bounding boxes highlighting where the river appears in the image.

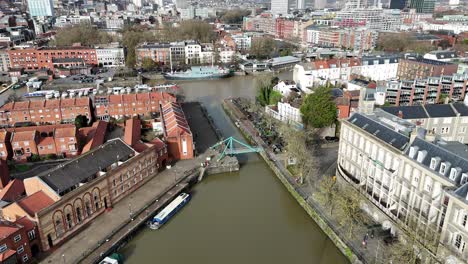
[117,73,349,264]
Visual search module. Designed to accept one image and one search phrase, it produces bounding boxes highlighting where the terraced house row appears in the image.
[0,92,177,127]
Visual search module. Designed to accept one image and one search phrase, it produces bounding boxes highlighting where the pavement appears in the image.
[225,99,393,264]
[41,155,209,264]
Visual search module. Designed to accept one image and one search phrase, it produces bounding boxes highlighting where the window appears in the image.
[22,254,28,262]
[454,234,463,249]
[0,244,7,253]
[430,157,439,170]
[17,245,24,254]
[27,230,35,240]
[441,127,450,134]
[462,173,468,185]
[449,167,458,180]
[14,234,21,242]
[460,127,466,134]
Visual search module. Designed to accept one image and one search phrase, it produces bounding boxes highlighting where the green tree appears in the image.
[53,23,114,46]
[74,115,89,129]
[141,58,157,71]
[300,85,337,128]
[122,26,156,67]
[256,76,281,106]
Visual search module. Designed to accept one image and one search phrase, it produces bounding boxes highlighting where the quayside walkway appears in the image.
[42,156,208,264]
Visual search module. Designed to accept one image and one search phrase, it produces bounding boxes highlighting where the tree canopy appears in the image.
[74,115,89,129]
[300,85,337,128]
[256,76,281,106]
[52,23,115,46]
[376,32,434,54]
[220,9,251,24]
[250,37,276,60]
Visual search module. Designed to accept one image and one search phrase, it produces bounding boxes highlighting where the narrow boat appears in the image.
[149,192,191,230]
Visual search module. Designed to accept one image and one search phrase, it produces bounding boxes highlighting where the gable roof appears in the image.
[36,139,134,195]
[161,102,191,137]
[17,190,54,217]
[0,179,25,203]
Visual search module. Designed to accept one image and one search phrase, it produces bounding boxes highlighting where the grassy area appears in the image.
[11,164,32,173]
[286,165,299,176]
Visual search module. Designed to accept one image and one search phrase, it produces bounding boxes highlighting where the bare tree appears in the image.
[335,186,366,238]
[314,176,339,215]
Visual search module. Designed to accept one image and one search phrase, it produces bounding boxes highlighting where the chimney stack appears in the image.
[397,110,403,119]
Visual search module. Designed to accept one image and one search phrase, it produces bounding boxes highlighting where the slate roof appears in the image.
[453,184,468,204]
[452,103,468,116]
[348,113,409,151]
[381,106,428,119]
[36,139,135,195]
[408,137,468,184]
[424,104,456,118]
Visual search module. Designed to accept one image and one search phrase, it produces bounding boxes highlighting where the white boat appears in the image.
[45,93,53,99]
[61,92,68,98]
[69,91,76,98]
[54,92,60,98]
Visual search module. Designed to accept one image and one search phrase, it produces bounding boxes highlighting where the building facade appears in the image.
[18,139,167,251]
[94,92,176,121]
[160,102,193,160]
[384,73,468,106]
[0,98,92,127]
[95,45,125,68]
[337,110,468,263]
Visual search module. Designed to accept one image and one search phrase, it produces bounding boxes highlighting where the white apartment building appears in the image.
[185,42,201,64]
[266,101,302,125]
[293,55,399,89]
[231,34,252,51]
[335,8,401,31]
[271,0,290,15]
[382,102,468,145]
[219,49,235,64]
[338,110,468,263]
[105,17,125,30]
[95,44,125,67]
[420,22,468,35]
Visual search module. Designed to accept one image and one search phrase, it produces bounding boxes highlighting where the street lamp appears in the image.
[62,254,65,264]
[128,202,133,220]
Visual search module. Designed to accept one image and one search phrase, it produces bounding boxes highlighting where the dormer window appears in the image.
[430,157,440,170]
[409,146,418,159]
[416,150,427,163]
[461,173,468,185]
[448,167,458,180]
[441,162,451,175]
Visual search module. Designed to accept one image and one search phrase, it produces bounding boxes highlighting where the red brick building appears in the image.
[275,18,295,40]
[160,102,194,160]
[0,98,92,127]
[8,46,97,70]
[94,92,176,121]
[0,219,34,263]
[0,130,12,160]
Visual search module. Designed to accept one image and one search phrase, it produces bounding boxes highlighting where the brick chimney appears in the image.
[397,110,403,119]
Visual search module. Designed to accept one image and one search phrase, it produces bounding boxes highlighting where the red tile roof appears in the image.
[80,121,108,153]
[54,127,76,138]
[0,179,25,202]
[161,102,191,137]
[12,130,36,142]
[29,100,45,109]
[14,216,35,231]
[0,221,19,239]
[17,191,54,217]
[124,117,141,147]
[149,137,166,151]
[12,101,30,110]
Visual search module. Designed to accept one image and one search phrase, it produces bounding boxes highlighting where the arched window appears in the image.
[76,207,82,223]
[66,213,73,229]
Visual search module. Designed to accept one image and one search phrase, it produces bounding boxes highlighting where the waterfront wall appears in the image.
[221,100,362,264]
